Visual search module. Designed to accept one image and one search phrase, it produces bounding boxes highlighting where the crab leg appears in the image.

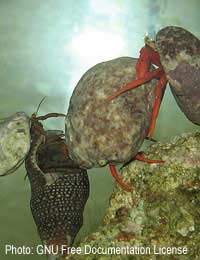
[36,113,66,121]
[109,164,133,192]
[148,74,167,138]
[109,152,164,192]
[135,153,164,163]
[105,68,163,102]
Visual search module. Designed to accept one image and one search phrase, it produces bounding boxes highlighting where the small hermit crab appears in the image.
[0,106,89,260]
[25,111,89,259]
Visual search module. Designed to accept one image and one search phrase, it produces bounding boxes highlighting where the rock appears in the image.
[156,26,200,125]
[0,112,30,175]
[66,57,157,168]
[65,132,200,260]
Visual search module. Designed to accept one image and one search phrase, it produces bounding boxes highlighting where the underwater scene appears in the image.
[0,0,200,259]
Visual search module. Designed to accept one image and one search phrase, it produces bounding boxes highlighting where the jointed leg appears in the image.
[109,152,164,191]
[148,75,167,139]
[109,164,133,192]
[105,68,163,102]
[135,153,164,163]
[36,113,66,121]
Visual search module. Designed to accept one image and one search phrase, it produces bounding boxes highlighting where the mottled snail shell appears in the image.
[0,112,30,175]
[156,26,200,125]
[66,57,157,169]
[25,130,89,259]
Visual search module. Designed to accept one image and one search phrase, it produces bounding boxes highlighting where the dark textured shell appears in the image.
[66,57,157,168]
[25,131,89,253]
[156,26,200,125]
[29,171,89,246]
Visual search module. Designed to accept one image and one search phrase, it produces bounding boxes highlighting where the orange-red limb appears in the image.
[147,74,168,138]
[109,164,133,192]
[109,152,164,191]
[105,68,163,102]
[136,46,163,78]
[135,153,164,163]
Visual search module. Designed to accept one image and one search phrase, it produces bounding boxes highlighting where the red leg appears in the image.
[135,153,164,163]
[105,68,163,102]
[109,164,132,192]
[148,75,168,139]
[109,152,164,191]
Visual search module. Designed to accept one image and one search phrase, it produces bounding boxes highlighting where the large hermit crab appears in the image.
[66,26,200,191]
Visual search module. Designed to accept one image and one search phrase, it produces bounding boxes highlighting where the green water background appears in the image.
[0,0,199,259]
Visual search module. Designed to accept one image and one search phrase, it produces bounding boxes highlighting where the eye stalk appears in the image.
[144,33,157,51]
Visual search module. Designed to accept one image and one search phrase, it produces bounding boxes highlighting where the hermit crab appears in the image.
[66,56,164,192]
[104,26,200,189]
[66,26,200,191]
[26,111,89,259]
[0,25,199,260]
[106,26,200,136]
[0,108,89,260]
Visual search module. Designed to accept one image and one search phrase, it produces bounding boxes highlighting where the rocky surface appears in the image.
[156,26,200,125]
[0,112,30,175]
[65,132,200,260]
[66,57,157,169]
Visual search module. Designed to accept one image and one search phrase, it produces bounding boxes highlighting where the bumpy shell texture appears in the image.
[29,172,89,246]
[66,132,200,260]
[156,26,200,125]
[0,112,30,175]
[66,57,157,168]
[25,130,89,259]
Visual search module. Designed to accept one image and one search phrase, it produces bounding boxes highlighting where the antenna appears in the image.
[35,96,46,116]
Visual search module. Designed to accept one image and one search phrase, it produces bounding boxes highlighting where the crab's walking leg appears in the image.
[148,75,167,139]
[135,153,164,163]
[36,113,66,121]
[109,164,133,192]
[109,151,164,192]
[105,68,163,102]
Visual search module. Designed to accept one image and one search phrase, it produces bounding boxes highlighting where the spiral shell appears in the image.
[25,130,89,259]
